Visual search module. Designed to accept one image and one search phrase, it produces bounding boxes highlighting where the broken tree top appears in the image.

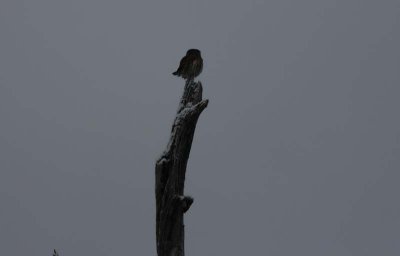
[155,79,208,256]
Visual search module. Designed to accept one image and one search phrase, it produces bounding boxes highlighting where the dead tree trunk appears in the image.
[155,80,208,256]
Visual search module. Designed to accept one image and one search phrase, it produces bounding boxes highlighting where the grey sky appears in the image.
[1,0,399,255]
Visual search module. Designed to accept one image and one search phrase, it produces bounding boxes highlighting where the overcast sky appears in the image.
[1,1,399,255]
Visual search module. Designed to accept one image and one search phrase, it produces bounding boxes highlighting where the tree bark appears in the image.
[155,80,208,256]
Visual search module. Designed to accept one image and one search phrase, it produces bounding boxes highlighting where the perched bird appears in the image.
[172,49,203,80]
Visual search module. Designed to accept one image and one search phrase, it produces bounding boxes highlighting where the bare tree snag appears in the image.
[155,79,208,256]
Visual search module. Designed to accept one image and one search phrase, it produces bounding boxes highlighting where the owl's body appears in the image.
[173,49,203,80]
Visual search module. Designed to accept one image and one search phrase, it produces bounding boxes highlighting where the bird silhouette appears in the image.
[173,49,203,80]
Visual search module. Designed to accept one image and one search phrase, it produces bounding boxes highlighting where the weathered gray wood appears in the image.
[155,80,208,256]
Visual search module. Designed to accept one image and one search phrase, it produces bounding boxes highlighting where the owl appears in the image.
[172,49,203,80]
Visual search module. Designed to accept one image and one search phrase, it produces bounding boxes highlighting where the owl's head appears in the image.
[187,49,201,56]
